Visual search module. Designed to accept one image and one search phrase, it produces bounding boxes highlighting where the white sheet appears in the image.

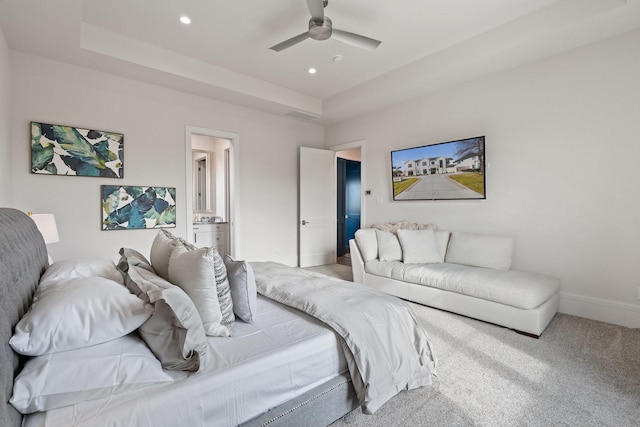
[23,296,347,427]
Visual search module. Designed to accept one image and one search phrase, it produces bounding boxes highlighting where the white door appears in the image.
[299,147,336,267]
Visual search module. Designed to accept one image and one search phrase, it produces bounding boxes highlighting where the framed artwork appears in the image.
[391,136,486,201]
[101,185,176,230]
[31,121,124,178]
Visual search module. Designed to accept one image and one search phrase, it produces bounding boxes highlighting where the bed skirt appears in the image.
[241,374,358,427]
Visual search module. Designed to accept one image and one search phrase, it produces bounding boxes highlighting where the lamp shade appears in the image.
[30,213,60,244]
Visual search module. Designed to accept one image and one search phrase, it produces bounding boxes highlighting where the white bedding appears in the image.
[252,262,437,415]
[23,296,347,427]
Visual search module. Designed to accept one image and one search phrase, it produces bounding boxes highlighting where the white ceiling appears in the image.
[1,0,639,124]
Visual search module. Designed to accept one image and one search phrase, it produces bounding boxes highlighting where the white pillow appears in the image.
[224,256,257,323]
[397,229,443,264]
[168,242,230,337]
[39,258,123,289]
[9,277,153,356]
[445,231,515,270]
[376,230,402,262]
[354,229,378,262]
[150,229,179,281]
[10,334,173,414]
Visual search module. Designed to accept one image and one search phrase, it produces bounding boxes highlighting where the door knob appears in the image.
[301,219,310,225]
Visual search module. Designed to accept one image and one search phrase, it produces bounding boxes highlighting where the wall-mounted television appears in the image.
[391,136,485,201]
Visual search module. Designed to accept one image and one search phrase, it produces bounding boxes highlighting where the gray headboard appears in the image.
[0,208,49,427]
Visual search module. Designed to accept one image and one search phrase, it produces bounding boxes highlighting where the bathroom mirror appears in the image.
[193,150,213,212]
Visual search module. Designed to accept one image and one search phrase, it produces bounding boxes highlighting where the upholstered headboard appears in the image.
[0,208,49,427]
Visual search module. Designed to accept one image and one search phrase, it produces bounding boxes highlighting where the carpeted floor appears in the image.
[306,264,640,427]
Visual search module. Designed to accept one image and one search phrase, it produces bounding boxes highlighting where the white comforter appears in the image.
[252,262,437,414]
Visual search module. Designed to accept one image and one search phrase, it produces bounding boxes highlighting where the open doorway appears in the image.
[185,126,238,257]
[298,141,365,269]
[335,145,362,266]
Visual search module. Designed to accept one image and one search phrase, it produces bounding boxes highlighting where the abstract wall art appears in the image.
[31,121,124,178]
[101,185,176,230]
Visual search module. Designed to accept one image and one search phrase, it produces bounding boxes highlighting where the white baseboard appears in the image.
[559,292,640,328]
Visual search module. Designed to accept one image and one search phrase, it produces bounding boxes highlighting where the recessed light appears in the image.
[179,16,191,25]
[308,68,317,74]
[332,55,343,64]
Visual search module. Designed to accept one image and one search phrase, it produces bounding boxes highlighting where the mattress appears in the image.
[23,296,347,427]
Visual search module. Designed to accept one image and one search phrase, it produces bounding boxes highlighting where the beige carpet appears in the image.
[306,264,640,427]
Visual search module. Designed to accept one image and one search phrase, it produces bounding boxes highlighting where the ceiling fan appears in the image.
[269,0,381,52]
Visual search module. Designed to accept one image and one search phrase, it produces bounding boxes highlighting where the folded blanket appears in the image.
[251,262,437,414]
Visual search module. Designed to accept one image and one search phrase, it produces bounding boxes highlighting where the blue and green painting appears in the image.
[31,122,124,178]
[101,186,176,230]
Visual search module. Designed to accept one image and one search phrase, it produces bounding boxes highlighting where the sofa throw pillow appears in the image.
[354,228,378,262]
[376,229,402,262]
[180,239,235,326]
[434,230,451,260]
[10,333,173,414]
[117,248,208,372]
[150,229,179,281]
[10,276,153,356]
[224,255,257,323]
[168,242,231,337]
[445,231,515,270]
[372,221,437,234]
[397,229,443,264]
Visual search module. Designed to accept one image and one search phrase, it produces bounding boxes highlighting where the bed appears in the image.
[0,208,436,427]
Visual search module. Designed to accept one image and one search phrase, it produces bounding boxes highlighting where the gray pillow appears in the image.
[117,248,207,372]
[224,256,257,323]
[149,229,178,281]
[178,239,235,327]
[168,242,230,337]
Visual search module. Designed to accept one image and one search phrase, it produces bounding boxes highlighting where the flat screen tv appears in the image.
[391,136,485,201]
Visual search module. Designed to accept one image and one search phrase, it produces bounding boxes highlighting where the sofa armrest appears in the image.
[349,239,366,284]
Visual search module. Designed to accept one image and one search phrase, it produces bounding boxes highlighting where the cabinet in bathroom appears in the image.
[193,223,228,257]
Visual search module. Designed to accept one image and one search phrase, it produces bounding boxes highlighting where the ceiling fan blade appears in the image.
[332,29,381,51]
[269,32,310,52]
[306,0,325,21]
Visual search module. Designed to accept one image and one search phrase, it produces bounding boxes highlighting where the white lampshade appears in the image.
[30,213,60,244]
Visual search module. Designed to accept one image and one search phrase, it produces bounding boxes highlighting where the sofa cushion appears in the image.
[376,230,402,262]
[397,229,442,264]
[445,231,515,270]
[354,228,378,262]
[434,231,451,260]
[365,260,559,310]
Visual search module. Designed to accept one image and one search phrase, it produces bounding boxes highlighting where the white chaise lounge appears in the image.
[349,225,560,337]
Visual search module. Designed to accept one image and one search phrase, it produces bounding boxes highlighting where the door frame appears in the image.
[185,125,239,258]
[330,140,366,244]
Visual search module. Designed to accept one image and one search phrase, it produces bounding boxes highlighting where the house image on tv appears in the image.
[454,154,482,172]
[404,156,454,176]
[403,154,481,176]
